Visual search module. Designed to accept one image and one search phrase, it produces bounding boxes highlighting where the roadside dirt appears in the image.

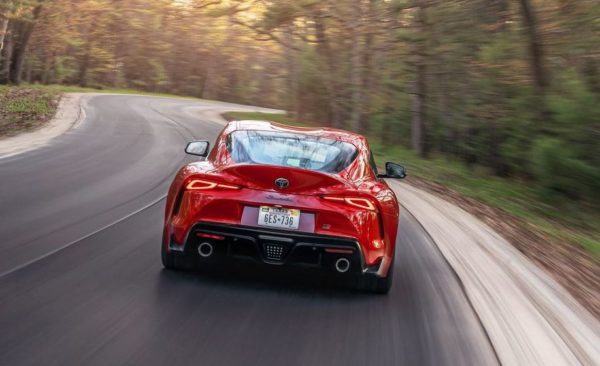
[0,87,60,138]
[0,93,84,158]
[404,175,600,318]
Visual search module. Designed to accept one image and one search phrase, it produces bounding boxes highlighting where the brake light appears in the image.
[196,233,225,240]
[186,179,241,190]
[321,196,376,211]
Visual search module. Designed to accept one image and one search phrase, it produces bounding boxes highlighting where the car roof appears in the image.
[224,120,368,146]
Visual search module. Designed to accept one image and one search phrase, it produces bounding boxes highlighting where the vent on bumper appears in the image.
[264,243,288,261]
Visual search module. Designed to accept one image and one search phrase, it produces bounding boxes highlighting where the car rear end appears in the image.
[162,125,397,292]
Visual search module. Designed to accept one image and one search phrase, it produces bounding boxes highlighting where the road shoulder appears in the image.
[0,93,85,159]
[389,180,600,365]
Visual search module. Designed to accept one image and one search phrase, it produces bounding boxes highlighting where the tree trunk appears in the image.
[9,3,44,85]
[283,26,298,118]
[348,0,365,132]
[518,0,549,94]
[0,16,8,53]
[0,26,13,83]
[518,0,552,130]
[437,69,451,152]
[429,0,447,154]
[314,12,342,128]
[77,50,91,87]
[411,1,427,157]
[359,0,377,134]
[411,73,426,157]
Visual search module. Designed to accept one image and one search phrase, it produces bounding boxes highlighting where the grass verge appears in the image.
[223,111,302,126]
[43,84,205,100]
[0,85,61,138]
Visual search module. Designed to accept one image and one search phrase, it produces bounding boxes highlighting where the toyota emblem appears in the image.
[274,178,289,189]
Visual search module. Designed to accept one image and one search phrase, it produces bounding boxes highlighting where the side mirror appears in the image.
[379,162,407,179]
[185,141,210,157]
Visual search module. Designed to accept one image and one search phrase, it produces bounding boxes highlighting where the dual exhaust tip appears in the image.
[198,242,214,258]
[335,258,350,273]
[198,241,351,273]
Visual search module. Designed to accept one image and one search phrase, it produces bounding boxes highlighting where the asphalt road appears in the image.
[0,95,497,365]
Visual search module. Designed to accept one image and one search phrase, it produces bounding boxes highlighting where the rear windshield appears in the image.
[226,130,357,173]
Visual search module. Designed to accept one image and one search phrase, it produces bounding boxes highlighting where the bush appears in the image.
[531,137,599,200]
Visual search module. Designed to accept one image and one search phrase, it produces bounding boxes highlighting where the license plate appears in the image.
[258,206,300,230]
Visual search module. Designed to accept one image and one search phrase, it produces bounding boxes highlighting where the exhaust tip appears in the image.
[335,258,350,273]
[198,242,214,258]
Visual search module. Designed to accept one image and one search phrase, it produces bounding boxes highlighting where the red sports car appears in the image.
[162,121,406,293]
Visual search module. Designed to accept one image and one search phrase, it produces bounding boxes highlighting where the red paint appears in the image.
[163,121,400,276]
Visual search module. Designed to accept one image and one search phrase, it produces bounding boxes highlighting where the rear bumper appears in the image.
[168,222,388,277]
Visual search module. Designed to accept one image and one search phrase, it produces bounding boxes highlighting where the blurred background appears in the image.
[0,0,598,302]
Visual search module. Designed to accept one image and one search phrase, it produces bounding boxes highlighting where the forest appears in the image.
[0,0,599,203]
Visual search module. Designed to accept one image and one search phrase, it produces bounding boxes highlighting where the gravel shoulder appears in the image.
[405,176,600,318]
[389,180,600,365]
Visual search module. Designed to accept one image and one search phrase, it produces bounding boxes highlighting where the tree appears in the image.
[0,12,9,53]
[518,0,551,125]
[410,0,428,157]
[5,0,598,201]
[0,0,45,84]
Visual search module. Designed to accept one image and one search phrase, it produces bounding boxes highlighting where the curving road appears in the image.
[0,95,497,365]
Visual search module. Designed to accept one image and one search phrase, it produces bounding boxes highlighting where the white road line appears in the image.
[0,194,166,278]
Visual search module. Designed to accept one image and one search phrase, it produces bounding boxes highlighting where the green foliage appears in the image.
[388,0,410,13]
[548,74,600,166]
[531,137,600,200]
[5,98,52,114]
[149,59,169,89]
[261,3,299,31]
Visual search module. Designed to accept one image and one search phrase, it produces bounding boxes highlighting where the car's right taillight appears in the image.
[320,196,377,211]
[321,195,384,248]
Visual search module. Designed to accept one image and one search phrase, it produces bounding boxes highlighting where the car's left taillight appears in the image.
[171,179,240,216]
[186,179,241,191]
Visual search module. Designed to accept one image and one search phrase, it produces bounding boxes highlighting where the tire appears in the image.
[161,243,184,270]
[359,258,394,294]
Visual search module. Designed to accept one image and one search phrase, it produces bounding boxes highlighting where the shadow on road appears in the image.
[155,262,390,300]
